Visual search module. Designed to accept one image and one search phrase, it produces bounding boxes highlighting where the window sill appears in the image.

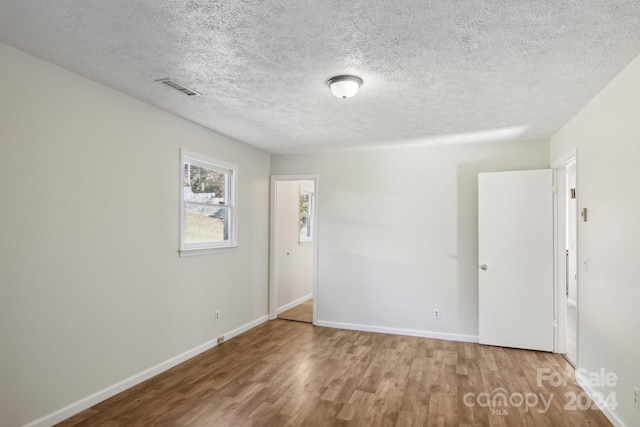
[179,245,239,257]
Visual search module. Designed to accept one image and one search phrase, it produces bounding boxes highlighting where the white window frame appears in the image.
[299,188,313,244]
[179,150,237,256]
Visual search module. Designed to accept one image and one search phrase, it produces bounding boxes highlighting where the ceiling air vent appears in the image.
[155,78,202,96]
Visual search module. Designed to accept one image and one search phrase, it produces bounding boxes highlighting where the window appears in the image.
[180,151,236,255]
[299,189,313,243]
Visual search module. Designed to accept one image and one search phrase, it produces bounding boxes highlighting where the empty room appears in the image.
[1,1,639,426]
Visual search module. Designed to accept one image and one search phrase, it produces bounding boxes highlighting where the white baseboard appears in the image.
[575,372,627,427]
[314,320,479,343]
[277,293,313,314]
[223,315,269,341]
[24,315,269,427]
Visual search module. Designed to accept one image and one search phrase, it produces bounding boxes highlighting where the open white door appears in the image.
[478,170,554,352]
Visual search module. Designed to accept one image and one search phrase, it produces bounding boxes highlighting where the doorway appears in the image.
[269,175,319,324]
[552,151,578,365]
[564,161,578,365]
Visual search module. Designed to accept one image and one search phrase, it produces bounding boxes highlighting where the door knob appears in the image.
[480,264,488,270]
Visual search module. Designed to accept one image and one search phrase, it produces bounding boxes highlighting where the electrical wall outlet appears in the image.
[433,309,440,319]
[633,387,639,409]
[215,310,220,322]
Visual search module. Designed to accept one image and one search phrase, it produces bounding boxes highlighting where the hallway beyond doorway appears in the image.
[277,299,312,323]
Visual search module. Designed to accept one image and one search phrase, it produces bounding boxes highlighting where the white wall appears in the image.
[276,180,314,310]
[0,43,270,427]
[271,140,550,340]
[551,53,640,427]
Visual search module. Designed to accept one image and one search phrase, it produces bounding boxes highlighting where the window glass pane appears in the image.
[299,191,313,241]
[180,152,237,252]
[183,163,227,204]
[299,216,311,239]
[299,193,310,215]
[184,204,229,243]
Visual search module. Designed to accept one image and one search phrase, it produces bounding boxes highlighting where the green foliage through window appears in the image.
[299,191,313,242]
[183,164,226,198]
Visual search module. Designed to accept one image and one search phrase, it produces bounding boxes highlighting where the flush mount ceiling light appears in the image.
[327,75,363,99]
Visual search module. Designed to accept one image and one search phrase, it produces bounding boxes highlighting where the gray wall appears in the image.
[0,43,270,426]
[551,53,640,427]
[272,140,550,339]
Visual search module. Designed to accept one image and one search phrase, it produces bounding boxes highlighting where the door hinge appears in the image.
[552,185,558,194]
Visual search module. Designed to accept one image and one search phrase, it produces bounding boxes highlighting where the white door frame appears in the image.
[551,149,577,356]
[269,174,319,324]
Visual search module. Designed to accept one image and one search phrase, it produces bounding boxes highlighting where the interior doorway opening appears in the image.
[564,160,578,365]
[553,152,578,365]
[269,175,319,324]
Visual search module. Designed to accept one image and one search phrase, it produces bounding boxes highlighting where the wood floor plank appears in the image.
[56,320,614,427]
[278,299,313,323]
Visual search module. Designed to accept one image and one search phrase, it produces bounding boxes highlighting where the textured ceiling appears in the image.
[1,1,639,153]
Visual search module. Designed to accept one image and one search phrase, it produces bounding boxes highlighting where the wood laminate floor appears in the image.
[57,320,612,426]
[278,299,313,323]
